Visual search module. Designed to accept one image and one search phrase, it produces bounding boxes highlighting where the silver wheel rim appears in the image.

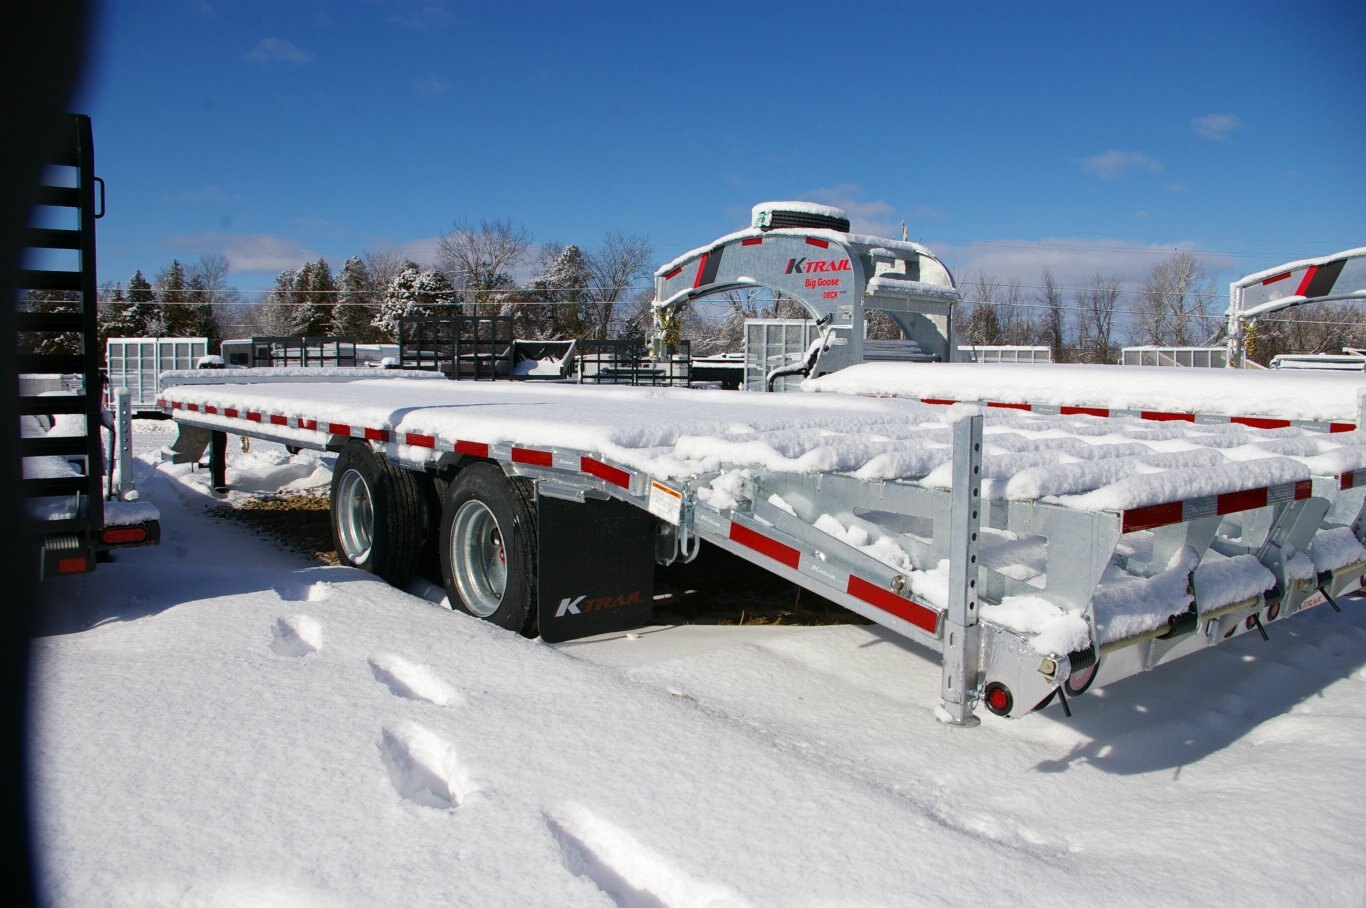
[336,468,374,564]
[450,500,506,617]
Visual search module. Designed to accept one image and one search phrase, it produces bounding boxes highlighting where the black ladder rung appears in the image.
[22,435,93,458]
[23,476,96,498]
[25,227,82,250]
[19,395,90,416]
[17,353,88,374]
[17,269,82,292]
[16,310,86,333]
[32,185,81,208]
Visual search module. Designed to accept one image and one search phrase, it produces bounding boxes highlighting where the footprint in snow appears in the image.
[380,721,473,810]
[271,615,323,657]
[276,579,333,603]
[369,653,463,707]
[546,804,749,908]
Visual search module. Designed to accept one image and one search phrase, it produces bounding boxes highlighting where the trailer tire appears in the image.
[439,463,538,637]
[330,441,424,586]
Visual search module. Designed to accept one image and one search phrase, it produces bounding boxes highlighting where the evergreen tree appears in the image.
[98,270,165,346]
[260,269,299,335]
[518,243,588,339]
[159,260,194,335]
[333,256,378,342]
[290,258,336,336]
[182,272,222,347]
[372,263,457,340]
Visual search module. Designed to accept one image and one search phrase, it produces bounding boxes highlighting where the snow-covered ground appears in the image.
[28,419,1366,907]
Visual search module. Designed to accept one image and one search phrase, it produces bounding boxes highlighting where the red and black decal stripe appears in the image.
[693,246,724,289]
[1299,257,1346,299]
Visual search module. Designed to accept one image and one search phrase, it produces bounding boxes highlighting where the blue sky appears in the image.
[73,0,1364,308]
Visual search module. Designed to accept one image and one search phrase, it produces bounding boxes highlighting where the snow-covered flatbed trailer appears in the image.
[156,363,1366,724]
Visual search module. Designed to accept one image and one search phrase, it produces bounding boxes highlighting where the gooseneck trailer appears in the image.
[155,202,1366,726]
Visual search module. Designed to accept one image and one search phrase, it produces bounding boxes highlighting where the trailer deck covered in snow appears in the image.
[156,364,1366,724]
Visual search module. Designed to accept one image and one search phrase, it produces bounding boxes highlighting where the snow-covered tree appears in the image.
[517,243,590,339]
[371,262,457,340]
[98,270,165,345]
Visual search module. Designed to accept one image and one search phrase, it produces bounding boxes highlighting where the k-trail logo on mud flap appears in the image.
[555,590,644,617]
[785,257,851,275]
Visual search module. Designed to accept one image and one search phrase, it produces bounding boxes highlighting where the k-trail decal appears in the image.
[785,257,851,275]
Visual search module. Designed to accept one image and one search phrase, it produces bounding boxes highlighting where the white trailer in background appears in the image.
[105,337,208,416]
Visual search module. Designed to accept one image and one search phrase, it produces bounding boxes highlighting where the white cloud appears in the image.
[244,38,312,65]
[1082,150,1163,180]
[802,184,904,238]
[1192,113,1243,140]
[164,232,319,274]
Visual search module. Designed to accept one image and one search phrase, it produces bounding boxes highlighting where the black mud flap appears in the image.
[537,495,656,643]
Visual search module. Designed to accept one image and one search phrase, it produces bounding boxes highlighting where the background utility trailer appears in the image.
[105,336,208,416]
[156,364,1366,726]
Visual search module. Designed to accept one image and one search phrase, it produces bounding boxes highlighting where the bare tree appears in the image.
[1038,269,1069,362]
[364,249,408,298]
[1133,252,1216,347]
[584,231,653,340]
[436,218,531,314]
[1077,274,1122,364]
[959,272,1003,346]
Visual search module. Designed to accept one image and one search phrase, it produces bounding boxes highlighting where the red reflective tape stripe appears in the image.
[184,402,198,412]
[741,237,763,246]
[224,408,239,418]
[1122,501,1184,533]
[1262,271,1292,285]
[1329,423,1356,433]
[405,433,436,448]
[805,237,830,248]
[988,401,1032,411]
[299,418,316,430]
[269,414,288,426]
[729,522,801,569]
[205,405,218,415]
[1140,410,1195,422]
[1061,405,1110,417]
[662,266,682,280]
[581,456,631,488]
[1232,416,1291,429]
[363,427,390,442]
[511,447,553,467]
[847,575,940,634]
[692,253,710,289]
[1294,265,1318,297]
[246,411,262,422]
[1217,487,1268,515]
[922,398,957,406]
[1343,471,1357,490]
[327,422,351,436]
[455,440,489,457]
[1294,479,1312,500]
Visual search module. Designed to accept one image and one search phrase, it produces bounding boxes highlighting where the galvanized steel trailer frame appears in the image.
[158,378,1366,725]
